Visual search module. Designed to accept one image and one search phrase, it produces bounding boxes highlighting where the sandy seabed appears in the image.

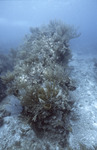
[69,51,97,150]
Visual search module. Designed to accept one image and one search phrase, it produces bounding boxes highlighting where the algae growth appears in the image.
[2,20,78,147]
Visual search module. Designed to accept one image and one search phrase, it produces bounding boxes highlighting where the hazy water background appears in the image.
[0,0,97,54]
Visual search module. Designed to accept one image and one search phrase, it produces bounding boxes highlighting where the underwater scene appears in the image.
[0,0,97,150]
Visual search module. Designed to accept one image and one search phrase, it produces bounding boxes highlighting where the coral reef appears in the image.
[0,78,7,102]
[0,49,17,75]
[0,49,17,101]
[2,20,78,147]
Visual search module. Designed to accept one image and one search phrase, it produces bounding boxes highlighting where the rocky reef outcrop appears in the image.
[2,20,78,148]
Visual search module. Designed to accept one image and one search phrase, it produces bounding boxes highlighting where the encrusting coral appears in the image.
[2,20,78,147]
